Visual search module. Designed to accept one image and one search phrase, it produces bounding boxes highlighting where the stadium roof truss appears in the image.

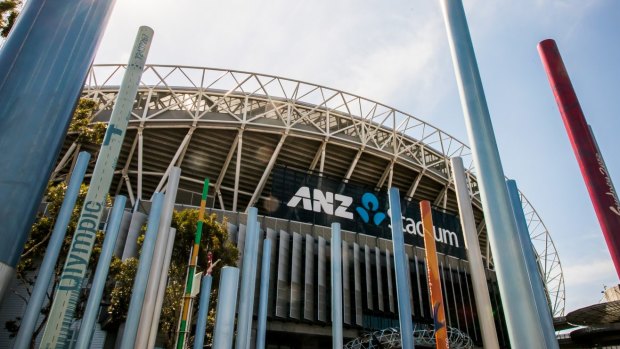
[55,64,564,316]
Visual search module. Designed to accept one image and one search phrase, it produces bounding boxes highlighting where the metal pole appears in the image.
[121,210,147,260]
[450,157,499,349]
[75,195,127,348]
[41,26,154,348]
[147,227,178,349]
[538,39,620,278]
[177,178,211,349]
[256,239,272,349]
[137,167,181,349]
[12,152,91,349]
[506,180,559,349]
[193,275,214,349]
[213,266,241,349]
[438,1,545,346]
[388,188,415,349]
[420,201,448,349]
[235,208,259,349]
[0,0,116,301]
[331,223,343,349]
[112,210,133,258]
[119,192,165,349]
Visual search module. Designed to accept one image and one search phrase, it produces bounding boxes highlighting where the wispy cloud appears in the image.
[564,258,615,288]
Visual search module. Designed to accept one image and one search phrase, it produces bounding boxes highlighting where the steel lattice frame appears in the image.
[343,326,474,349]
[58,64,564,316]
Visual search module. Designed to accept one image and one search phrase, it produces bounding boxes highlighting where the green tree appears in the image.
[68,98,106,146]
[107,210,238,348]
[0,0,20,38]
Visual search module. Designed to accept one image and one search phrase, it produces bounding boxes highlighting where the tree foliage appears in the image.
[68,98,106,145]
[0,0,20,38]
[107,210,238,348]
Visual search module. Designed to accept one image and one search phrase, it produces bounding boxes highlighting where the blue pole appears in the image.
[213,266,240,349]
[438,1,546,346]
[193,275,214,349]
[331,223,343,349]
[256,239,272,349]
[119,193,164,349]
[75,195,127,348]
[12,152,91,349]
[506,180,559,349]
[235,208,259,349]
[388,188,415,349]
[0,0,117,299]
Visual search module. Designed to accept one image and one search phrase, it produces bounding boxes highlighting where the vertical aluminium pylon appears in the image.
[438,1,546,346]
[0,0,116,302]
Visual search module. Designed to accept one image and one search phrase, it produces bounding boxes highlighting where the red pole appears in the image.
[538,39,620,279]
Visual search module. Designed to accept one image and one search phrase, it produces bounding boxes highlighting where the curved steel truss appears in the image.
[61,64,563,315]
[344,326,474,349]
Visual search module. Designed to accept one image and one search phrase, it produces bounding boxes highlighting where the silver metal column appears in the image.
[451,156,499,348]
[193,275,213,349]
[213,267,241,349]
[256,239,272,349]
[113,210,133,257]
[388,188,415,349]
[75,196,126,348]
[438,0,545,346]
[147,228,177,349]
[136,167,181,349]
[0,0,116,302]
[507,180,559,349]
[122,210,148,260]
[120,192,165,349]
[236,208,259,349]
[13,152,91,349]
[331,223,343,349]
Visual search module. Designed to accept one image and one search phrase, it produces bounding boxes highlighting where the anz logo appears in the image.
[286,187,386,225]
[286,187,354,219]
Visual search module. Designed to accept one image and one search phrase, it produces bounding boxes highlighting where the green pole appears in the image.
[176,178,209,349]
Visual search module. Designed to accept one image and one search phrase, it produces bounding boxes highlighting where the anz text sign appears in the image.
[268,167,465,258]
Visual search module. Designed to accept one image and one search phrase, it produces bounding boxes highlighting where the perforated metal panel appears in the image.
[304,234,315,321]
[290,232,302,319]
[276,230,290,318]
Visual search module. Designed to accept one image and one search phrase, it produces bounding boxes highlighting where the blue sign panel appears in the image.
[267,167,465,259]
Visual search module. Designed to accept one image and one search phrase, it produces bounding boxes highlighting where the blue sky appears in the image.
[93,0,619,313]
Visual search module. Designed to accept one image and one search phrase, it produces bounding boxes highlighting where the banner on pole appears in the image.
[41,27,153,348]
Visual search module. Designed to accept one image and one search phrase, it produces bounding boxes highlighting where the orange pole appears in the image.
[420,200,448,349]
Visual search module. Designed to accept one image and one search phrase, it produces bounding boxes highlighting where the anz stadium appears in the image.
[27,64,564,347]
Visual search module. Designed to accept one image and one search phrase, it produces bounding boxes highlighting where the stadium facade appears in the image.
[0,65,564,348]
